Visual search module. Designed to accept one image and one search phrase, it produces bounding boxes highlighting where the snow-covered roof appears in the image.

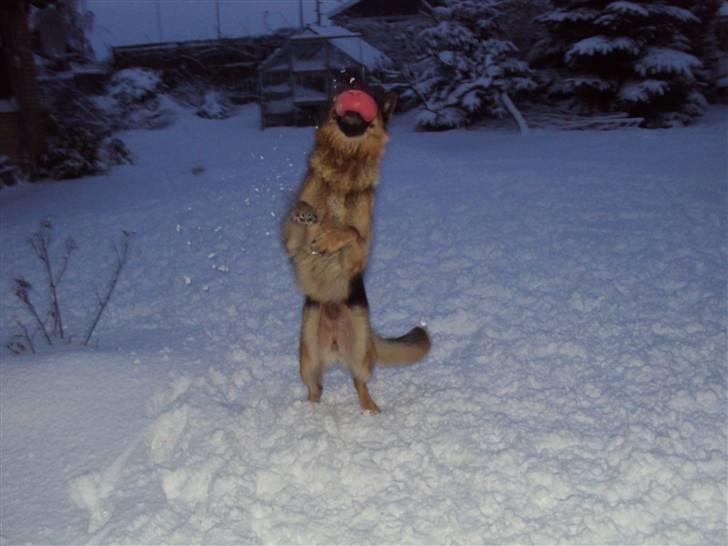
[291,24,360,40]
[327,0,362,19]
[260,24,392,72]
[313,24,392,69]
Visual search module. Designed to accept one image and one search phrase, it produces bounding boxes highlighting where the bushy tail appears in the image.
[374,326,431,367]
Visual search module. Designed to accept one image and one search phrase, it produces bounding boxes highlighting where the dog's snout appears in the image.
[335,110,369,137]
[342,110,364,123]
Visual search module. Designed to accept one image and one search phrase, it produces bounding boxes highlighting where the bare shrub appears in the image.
[7,221,133,354]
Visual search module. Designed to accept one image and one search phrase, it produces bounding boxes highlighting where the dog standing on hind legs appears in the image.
[282,82,431,413]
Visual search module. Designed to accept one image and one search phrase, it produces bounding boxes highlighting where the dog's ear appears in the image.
[380,91,398,122]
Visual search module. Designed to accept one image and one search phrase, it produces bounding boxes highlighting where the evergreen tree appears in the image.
[415,0,536,130]
[535,0,720,126]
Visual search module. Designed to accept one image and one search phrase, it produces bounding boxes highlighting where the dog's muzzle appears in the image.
[335,110,370,137]
[333,89,378,137]
[334,89,378,123]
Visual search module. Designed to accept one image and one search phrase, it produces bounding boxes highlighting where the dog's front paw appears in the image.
[290,201,318,225]
[310,229,343,255]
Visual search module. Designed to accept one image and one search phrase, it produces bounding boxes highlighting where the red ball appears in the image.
[334,89,378,123]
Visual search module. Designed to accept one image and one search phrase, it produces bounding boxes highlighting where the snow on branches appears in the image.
[634,47,702,80]
[535,0,717,125]
[565,36,640,61]
[414,0,535,130]
[604,1,650,18]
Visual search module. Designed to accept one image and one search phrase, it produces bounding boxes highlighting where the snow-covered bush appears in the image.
[37,65,231,181]
[170,80,235,120]
[414,0,537,130]
[40,125,100,179]
[535,0,720,126]
[39,87,133,180]
[40,130,132,180]
[107,68,175,130]
[195,90,232,119]
[109,68,163,106]
[0,155,21,188]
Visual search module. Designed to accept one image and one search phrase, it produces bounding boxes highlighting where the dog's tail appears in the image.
[374,326,431,366]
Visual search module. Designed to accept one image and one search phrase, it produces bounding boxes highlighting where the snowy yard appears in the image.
[0,104,726,544]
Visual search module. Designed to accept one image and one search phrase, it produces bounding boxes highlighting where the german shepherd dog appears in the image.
[282,80,431,413]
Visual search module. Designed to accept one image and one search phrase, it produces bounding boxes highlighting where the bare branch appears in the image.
[399,63,439,118]
[15,321,36,354]
[419,0,439,22]
[7,321,35,354]
[54,237,78,286]
[499,91,530,134]
[29,220,65,339]
[12,277,52,346]
[83,231,134,346]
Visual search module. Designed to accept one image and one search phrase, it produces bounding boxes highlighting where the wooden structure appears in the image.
[0,0,46,170]
[328,0,422,20]
[113,34,284,95]
[258,24,391,128]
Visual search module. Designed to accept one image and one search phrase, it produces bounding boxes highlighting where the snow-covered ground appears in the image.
[1,104,726,544]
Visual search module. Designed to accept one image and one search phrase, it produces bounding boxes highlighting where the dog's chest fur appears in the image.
[324,191,347,223]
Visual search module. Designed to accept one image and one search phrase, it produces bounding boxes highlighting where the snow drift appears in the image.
[0,104,726,544]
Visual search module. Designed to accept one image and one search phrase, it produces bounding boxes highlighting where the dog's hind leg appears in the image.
[352,376,379,413]
[347,305,379,413]
[299,299,324,402]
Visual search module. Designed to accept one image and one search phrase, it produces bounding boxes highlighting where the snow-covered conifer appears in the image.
[536,0,720,125]
[415,0,536,130]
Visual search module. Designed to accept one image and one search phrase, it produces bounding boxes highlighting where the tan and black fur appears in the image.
[282,90,431,413]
